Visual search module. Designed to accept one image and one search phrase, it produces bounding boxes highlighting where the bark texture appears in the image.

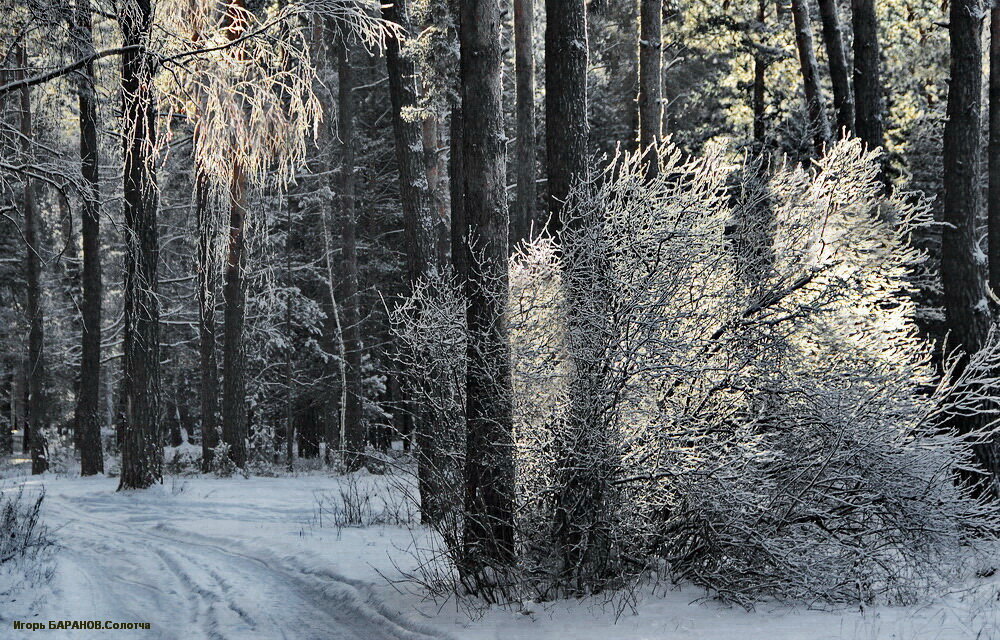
[384,0,433,284]
[752,0,768,144]
[638,0,663,175]
[851,0,884,152]
[790,0,830,154]
[196,166,219,471]
[545,0,590,237]
[942,0,998,485]
[18,44,48,475]
[118,0,161,489]
[514,0,538,243]
[816,0,854,137]
[337,42,365,471]
[221,164,248,468]
[73,0,104,476]
[989,7,1000,295]
[459,0,516,569]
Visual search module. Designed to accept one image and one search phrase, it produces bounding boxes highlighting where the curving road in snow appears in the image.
[10,475,450,640]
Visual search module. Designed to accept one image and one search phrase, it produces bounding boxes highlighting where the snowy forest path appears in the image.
[30,478,449,640]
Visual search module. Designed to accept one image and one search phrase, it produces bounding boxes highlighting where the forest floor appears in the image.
[2,458,999,639]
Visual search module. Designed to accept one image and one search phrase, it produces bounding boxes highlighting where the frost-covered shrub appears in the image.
[393,139,1000,607]
[0,486,53,599]
[390,273,467,528]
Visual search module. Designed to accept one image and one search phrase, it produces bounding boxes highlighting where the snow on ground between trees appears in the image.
[1,471,998,640]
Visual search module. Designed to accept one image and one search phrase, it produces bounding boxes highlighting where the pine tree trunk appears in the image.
[989,6,1000,295]
[816,0,854,137]
[18,44,47,476]
[384,0,432,284]
[851,0,884,152]
[752,0,768,145]
[790,0,830,154]
[450,104,466,279]
[196,165,219,472]
[118,0,161,489]
[284,193,295,472]
[514,0,538,243]
[383,0,445,518]
[942,0,998,485]
[638,0,662,175]
[459,0,516,570]
[221,164,249,469]
[73,0,104,475]
[545,0,590,237]
[337,42,365,472]
[1,370,12,455]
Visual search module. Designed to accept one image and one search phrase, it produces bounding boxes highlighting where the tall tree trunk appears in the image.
[638,0,662,176]
[459,0,516,571]
[284,194,295,472]
[548,0,617,590]
[545,0,590,237]
[219,0,250,470]
[384,0,433,284]
[851,0,884,152]
[450,105,466,279]
[383,0,445,519]
[752,0,768,145]
[196,165,219,471]
[514,0,538,243]
[816,0,854,137]
[943,0,998,486]
[989,6,1000,296]
[73,0,104,475]
[18,44,47,475]
[1,370,12,455]
[337,42,365,471]
[790,0,830,155]
[118,0,161,489]
[221,164,249,469]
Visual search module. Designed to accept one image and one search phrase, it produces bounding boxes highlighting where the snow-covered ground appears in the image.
[2,466,998,639]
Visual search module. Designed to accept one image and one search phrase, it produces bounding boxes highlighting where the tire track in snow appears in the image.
[41,490,451,640]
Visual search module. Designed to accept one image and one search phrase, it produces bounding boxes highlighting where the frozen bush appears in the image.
[0,486,53,599]
[392,139,1000,607]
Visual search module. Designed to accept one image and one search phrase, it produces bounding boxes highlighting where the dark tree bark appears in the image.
[284,194,295,472]
[221,164,249,469]
[219,0,251,470]
[383,0,445,519]
[752,0,768,144]
[943,0,998,485]
[816,0,854,137]
[73,0,104,476]
[337,42,365,471]
[514,0,538,243]
[18,44,48,475]
[545,0,590,237]
[450,103,466,279]
[459,0,516,570]
[1,370,12,455]
[790,0,830,154]
[638,0,662,176]
[196,166,219,472]
[989,6,1000,296]
[118,0,161,489]
[851,0,884,152]
[384,0,433,285]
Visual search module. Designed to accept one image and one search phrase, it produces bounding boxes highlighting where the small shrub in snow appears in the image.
[392,139,1000,607]
[0,487,53,600]
[210,431,247,478]
[313,473,417,529]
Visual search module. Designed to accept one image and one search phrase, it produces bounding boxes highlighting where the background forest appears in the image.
[4,0,1000,617]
